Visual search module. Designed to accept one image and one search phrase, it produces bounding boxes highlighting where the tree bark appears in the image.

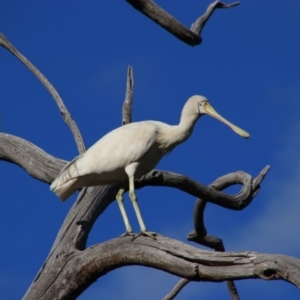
[23,236,300,300]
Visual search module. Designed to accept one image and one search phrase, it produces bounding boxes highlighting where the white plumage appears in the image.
[51,95,249,238]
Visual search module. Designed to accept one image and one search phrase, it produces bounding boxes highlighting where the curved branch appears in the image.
[24,236,300,299]
[0,132,268,211]
[0,133,66,183]
[0,33,85,153]
[126,0,239,46]
[0,130,275,300]
[167,168,270,300]
[184,167,268,299]
[188,165,270,244]
[162,278,189,300]
[126,0,201,46]
[191,1,240,35]
[137,168,269,210]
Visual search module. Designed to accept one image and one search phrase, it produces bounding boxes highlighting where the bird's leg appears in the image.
[128,176,157,240]
[116,188,134,237]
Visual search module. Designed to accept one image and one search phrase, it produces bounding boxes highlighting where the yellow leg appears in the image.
[128,176,156,239]
[116,188,134,236]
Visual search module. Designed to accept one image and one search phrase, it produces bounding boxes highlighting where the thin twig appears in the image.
[226,280,240,300]
[0,33,85,154]
[122,66,134,125]
[191,0,240,35]
[162,278,189,300]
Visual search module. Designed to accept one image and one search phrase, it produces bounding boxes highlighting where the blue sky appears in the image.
[1,1,300,299]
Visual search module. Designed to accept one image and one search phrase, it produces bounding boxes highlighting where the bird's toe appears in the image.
[119,231,136,238]
[131,230,157,241]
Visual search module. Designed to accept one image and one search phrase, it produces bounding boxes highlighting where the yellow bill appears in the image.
[204,102,250,139]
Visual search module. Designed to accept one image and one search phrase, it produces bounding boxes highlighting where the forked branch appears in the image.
[126,0,239,46]
[24,236,300,299]
[0,132,268,212]
[1,129,273,300]
[164,166,269,300]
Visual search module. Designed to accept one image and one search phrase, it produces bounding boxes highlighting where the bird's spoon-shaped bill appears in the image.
[204,102,250,139]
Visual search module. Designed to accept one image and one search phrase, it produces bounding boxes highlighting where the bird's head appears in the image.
[186,95,250,138]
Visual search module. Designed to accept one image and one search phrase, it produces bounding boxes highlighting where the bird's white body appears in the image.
[50,95,249,236]
[51,120,195,200]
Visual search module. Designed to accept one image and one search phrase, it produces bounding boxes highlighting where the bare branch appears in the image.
[23,236,300,299]
[1,132,271,299]
[138,168,270,210]
[191,1,240,35]
[0,33,86,154]
[185,166,269,299]
[122,66,134,125]
[188,165,270,243]
[0,133,66,183]
[126,0,239,46]
[0,133,269,212]
[226,280,240,300]
[171,167,269,299]
[126,0,201,46]
[162,278,189,300]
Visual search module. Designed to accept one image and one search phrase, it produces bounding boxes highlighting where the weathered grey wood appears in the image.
[126,0,201,46]
[191,1,240,36]
[185,167,270,300]
[0,133,66,183]
[0,132,265,211]
[164,166,269,300]
[162,278,189,300]
[188,165,270,244]
[24,236,300,300]
[126,0,239,46]
[122,66,134,125]
[0,33,86,154]
[0,131,276,299]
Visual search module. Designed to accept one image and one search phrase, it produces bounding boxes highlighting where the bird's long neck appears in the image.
[158,111,200,155]
[176,111,200,144]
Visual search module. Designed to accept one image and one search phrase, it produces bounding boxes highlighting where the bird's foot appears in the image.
[131,230,157,241]
[119,231,136,238]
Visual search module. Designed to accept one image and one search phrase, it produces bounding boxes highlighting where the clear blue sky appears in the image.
[1,1,300,299]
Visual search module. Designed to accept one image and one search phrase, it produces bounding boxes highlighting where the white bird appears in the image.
[50,95,249,238]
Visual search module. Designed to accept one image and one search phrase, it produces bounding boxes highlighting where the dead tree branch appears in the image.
[24,236,300,299]
[0,33,86,153]
[0,132,268,211]
[122,66,134,125]
[126,0,239,46]
[191,0,240,36]
[165,166,269,300]
[162,278,189,300]
[0,130,274,299]
[0,133,66,183]
[188,165,270,243]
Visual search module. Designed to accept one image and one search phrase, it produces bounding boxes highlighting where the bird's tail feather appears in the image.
[51,178,78,201]
[50,155,81,201]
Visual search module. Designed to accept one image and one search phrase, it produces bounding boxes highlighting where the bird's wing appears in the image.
[71,121,161,177]
[50,121,165,198]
